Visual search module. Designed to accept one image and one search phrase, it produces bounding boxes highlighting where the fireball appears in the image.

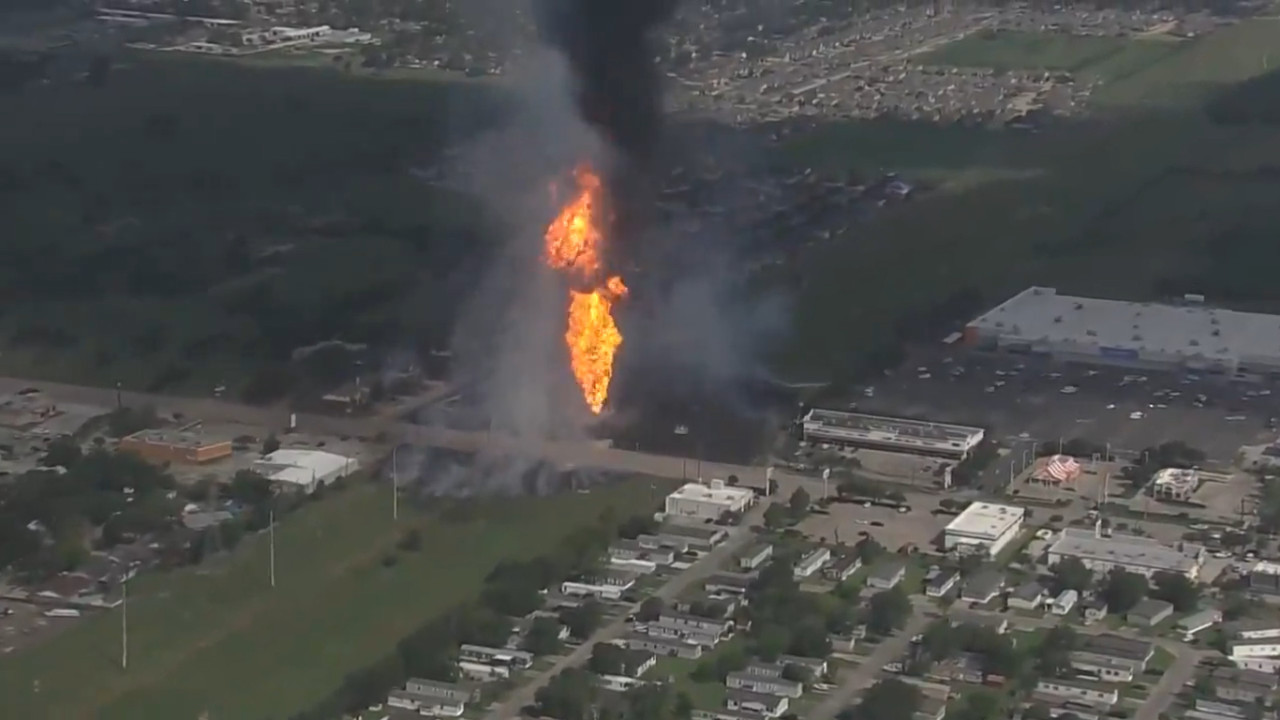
[544,165,627,414]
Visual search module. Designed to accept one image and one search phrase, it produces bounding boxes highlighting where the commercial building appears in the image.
[1046,527,1204,579]
[943,502,1025,558]
[964,286,1280,376]
[1150,468,1200,501]
[119,426,232,465]
[799,409,985,460]
[252,449,359,493]
[664,480,754,522]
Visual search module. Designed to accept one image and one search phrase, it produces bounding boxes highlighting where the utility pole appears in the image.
[115,381,122,410]
[822,467,830,500]
[121,579,128,671]
[269,510,276,589]
[392,444,399,522]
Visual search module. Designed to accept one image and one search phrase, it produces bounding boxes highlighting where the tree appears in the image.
[919,619,957,661]
[1150,571,1200,612]
[40,436,82,468]
[1049,557,1093,594]
[262,434,281,455]
[855,536,886,563]
[788,487,811,517]
[953,689,1002,720]
[637,596,665,622]
[1101,569,1149,614]
[535,668,596,720]
[589,642,628,675]
[1037,625,1077,678]
[523,616,564,655]
[850,678,921,720]
[560,600,604,640]
[397,528,422,552]
[226,469,273,507]
[764,503,791,529]
[867,586,912,636]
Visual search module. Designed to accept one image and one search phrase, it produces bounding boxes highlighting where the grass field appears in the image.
[0,51,502,394]
[919,30,1185,81]
[774,16,1280,382]
[0,477,674,720]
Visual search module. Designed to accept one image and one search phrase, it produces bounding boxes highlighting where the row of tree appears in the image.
[1050,557,1201,613]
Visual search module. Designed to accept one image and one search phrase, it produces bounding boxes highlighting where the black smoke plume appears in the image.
[532,0,678,249]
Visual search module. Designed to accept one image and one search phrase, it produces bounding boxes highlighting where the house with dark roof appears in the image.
[960,569,1004,604]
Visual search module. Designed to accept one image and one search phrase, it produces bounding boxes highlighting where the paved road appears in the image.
[481,500,771,720]
[1137,643,1198,720]
[809,611,934,720]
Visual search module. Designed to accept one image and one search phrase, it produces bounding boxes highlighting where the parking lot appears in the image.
[848,351,1280,465]
[797,499,949,553]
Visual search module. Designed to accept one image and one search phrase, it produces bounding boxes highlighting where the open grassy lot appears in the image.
[0,477,674,720]
[0,51,502,394]
[918,30,1185,80]
[775,17,1280,382]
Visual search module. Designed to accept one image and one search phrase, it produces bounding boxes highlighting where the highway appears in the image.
[481,499,772,720]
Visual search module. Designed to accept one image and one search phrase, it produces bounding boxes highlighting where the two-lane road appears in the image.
[808,612,934,720]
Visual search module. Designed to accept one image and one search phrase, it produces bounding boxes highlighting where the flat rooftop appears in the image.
[945,501,1025,540]
[1049,528,1201,575]
[968,286,1280,363]
[124,427,229,449]
[667,481,753,505]
[802,409,984,443]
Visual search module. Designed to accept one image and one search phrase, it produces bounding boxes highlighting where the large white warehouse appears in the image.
[965,286,1280,377]
[664,480,754,522]
[800,409,984,460]
[1047,527,1204,579]
[253,449,359,493]
[943,502,1025,558]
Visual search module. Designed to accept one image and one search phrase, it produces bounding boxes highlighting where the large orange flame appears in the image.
[544,165,627,414]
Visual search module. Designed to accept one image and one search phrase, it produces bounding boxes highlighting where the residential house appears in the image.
[561,569,639,601]
[672,595,738,618]
[1206,667,1279,703]
[1052,589,1079,616]
[823,554,863,583]
[657,523,726,551]
[932,652,985,684]
[1035,677,1120,707]
[1008,581,1047,611]
[1178,608,1223,640]
[1076,634,1154,670]
[1127,599,1175,628]
[778,654,827,679]
[656,611,730,638]
[960,569,1004,604]
[692,710,771,720]
[726,668,804,698]
[1190,698,1278,720]
[617,650,657,678]
[625,632,703,660]
[388,678,472,717]
[793,547,832,580]
[1070,652,1136,683]
[926,569,961,598]
[609,539,675,566]
[739,543,774,571]
[1228,639,1280,662]
[829,633,858,653]
[638,533,691,553]
[1229,619,1280,641]
[726,689,790,718]
[705,572,755,596]
[1083,598,1109,623]
[867,559,907,590]
[458,644,533,670]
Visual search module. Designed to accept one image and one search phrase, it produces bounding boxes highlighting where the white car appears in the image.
[1060,386,1079,395]
[1129,411,1145,420]
[1213,550,1232,559]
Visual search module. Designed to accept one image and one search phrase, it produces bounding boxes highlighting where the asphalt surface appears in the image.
[480,499,771,720]
[809,611,933,720]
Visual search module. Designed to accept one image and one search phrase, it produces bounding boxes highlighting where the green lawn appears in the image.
[0,477,675,720]
[652,637,747,711]
[919,30,1185,80]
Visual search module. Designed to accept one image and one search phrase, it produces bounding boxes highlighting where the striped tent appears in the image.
[1034,454,1081,484]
